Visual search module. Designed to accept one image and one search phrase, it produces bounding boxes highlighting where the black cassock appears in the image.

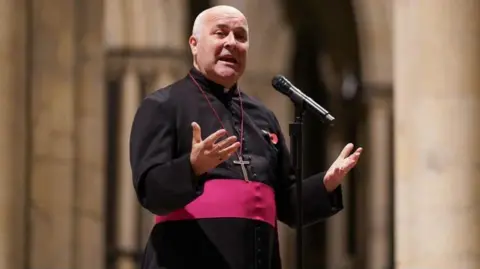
[129,67,343,269]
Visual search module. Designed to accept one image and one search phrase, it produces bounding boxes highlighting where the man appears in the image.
[130,5,362,269]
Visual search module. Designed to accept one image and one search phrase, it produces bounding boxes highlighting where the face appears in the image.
[189,9,249,88]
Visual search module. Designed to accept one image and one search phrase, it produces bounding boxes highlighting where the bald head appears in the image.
[192,5,248,39]
[189,5,250,89]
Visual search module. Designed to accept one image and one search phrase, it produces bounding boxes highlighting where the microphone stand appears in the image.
[289,104,304,269]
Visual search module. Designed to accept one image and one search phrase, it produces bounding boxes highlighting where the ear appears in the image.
[189,35,198,55]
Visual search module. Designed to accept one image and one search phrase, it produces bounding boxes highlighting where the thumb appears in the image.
[191,122,202,144]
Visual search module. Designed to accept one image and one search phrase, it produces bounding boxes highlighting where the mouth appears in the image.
[218,55,238,64]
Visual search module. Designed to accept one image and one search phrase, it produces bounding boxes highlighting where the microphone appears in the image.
[271,75,335,124]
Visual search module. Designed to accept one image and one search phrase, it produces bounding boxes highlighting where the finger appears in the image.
[202,129,227,147]
[349,151,361,162]
[212,136,237,151]
[191,122,202,144]
[342,158,359,173]
[337,143,354,160]
[347,148,362,163]
[216,144,240,163]
[217,141,241,157]
[204,137,237,157]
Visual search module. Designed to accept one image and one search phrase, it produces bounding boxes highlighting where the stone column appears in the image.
[123,0,148,49]
[116,67,142,269]
[365,96,392,269]
[29,0,77,268]
[120,0,188,50]
[394,1,480,268]
[354,0,393,268]
[0,1,27,269]
[74,0,106,268]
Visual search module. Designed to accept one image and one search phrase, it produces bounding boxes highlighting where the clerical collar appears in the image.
[188,67,239,98]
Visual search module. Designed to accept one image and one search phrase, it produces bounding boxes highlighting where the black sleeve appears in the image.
[270,113,343,228]
[129,93,200,216]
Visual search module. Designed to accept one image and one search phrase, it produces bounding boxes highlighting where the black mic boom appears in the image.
[271,75,335,124]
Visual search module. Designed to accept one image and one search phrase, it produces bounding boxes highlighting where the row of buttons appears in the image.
[231,103,258,180]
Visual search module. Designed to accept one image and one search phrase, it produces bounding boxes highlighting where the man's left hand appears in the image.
[323,143,363,192]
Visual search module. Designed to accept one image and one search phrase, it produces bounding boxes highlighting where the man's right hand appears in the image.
[190,122,241,176]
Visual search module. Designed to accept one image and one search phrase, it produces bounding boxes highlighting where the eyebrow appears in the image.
[215,23,248,32]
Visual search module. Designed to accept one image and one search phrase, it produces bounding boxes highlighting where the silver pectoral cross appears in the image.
[233,155,250,182]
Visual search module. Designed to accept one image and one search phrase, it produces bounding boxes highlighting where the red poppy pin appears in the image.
[262,130,278,145]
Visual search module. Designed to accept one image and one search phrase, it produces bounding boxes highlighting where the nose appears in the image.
[224,32,236,47]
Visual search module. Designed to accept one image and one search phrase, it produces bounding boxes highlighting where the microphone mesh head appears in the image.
[271,75,290,95]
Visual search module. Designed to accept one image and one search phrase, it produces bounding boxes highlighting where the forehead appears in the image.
[205,11,248,30]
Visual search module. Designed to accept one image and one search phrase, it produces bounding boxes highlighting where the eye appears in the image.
[235,33,247,42]
[215,31,226,37]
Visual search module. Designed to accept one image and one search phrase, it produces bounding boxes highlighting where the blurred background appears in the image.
[1,0,479,269]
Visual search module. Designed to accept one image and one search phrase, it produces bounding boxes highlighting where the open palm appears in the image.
[323,143,363,192]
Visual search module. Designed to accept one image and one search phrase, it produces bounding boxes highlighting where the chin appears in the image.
[215,67,240,79]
